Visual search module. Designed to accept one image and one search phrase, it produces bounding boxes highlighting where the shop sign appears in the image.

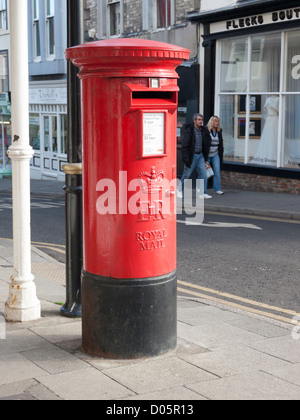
[211,8,300,33]
[29,87,67,105]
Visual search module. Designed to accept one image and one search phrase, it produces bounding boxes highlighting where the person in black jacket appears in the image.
[177,113,212,199]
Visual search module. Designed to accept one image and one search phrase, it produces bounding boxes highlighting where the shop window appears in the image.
[250,35,281,93]
[60,114,67,155]
[284,95,300,167]
[249,94,279,166]
[220,37,248,93]
[0,115,11,172]
[286,31,300,92]
[0,50,8,93]
[217,30,300,169]
[29,113,40,151]
[0,90,11,174]
[51,115,57,153]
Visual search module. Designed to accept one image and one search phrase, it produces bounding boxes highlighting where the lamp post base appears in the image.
[5,280,41,322]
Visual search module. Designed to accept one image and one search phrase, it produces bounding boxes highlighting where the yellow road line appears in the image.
[32,241,65,249]
[33,245,66,254]
[178,287,295,325]
[0,238,66,252]
[178,279,299,325]
[178,280,298,317]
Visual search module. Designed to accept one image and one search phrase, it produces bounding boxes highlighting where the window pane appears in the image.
[52,116,57,153]
[249,94,279,166]
[286,30,300,93]
[0,12,6,30]
[109,3,120,36]
[34,22,41,57]
[0,116,11,170]
[220,38,248,93]
[29,113,40,150]
[60,114,67,155]
[0,0,6,29]
[33,0,39,19]
[48,17,55,55]
[284,95,300,168]
[44,116,50,151]
[47,0,55,16]
[219,95,241,161]
[0,52,8,93]
[251,34,281,93]
[157,0,171,28]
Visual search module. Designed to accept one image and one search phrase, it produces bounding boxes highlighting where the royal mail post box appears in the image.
[66,39,190,358]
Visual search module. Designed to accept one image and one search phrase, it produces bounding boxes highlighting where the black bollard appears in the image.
[60,163,82,318]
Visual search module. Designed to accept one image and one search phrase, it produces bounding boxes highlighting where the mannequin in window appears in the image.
[251,95,279,166]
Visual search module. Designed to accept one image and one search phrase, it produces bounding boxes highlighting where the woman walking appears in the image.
[207,116,224,195]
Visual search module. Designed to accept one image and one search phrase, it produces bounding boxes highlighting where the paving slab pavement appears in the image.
[0,238,299,401]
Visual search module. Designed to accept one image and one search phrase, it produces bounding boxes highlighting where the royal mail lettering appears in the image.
[136,229,168,251]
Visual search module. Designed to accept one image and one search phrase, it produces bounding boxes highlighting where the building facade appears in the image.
[190,0,300,193]
[0,0,11,179]
[27,0,68,180]
[22,0,300,191]
[84,0,200,175]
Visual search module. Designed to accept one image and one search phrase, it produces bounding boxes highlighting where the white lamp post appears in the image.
[5,0,41,322]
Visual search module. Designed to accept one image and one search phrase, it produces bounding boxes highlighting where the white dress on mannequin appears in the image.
[251,96,279,166]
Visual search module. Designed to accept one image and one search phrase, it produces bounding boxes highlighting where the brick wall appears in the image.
[84,0,98,39]
[83,0,199,40]
[124,0,143,34]
[221,171,300,195]
[175,0,199,24]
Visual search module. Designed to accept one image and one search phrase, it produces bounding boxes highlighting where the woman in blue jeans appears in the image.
[206,116,224,195]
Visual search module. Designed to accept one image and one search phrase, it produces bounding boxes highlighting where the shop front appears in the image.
[0,92,11,179]
[176,60,200,176]
[29,84,68,180]
[190,1,300,193]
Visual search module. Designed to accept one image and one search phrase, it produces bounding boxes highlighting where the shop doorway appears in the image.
[42,114,59,177]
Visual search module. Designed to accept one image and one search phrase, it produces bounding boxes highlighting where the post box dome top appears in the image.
[66,38,190,78]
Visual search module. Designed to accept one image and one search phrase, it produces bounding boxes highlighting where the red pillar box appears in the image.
[66,39,190,358]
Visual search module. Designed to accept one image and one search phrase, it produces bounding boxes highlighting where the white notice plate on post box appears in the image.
[142,112,166,157]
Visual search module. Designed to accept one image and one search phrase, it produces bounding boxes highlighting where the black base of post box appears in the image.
[81,270,177,359]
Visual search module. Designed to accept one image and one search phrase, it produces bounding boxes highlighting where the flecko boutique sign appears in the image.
[221,8,300,31]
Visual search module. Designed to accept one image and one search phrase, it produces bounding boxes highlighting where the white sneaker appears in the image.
[199,194,212,200]
[177,190,183,198]
[215,191,224,195]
